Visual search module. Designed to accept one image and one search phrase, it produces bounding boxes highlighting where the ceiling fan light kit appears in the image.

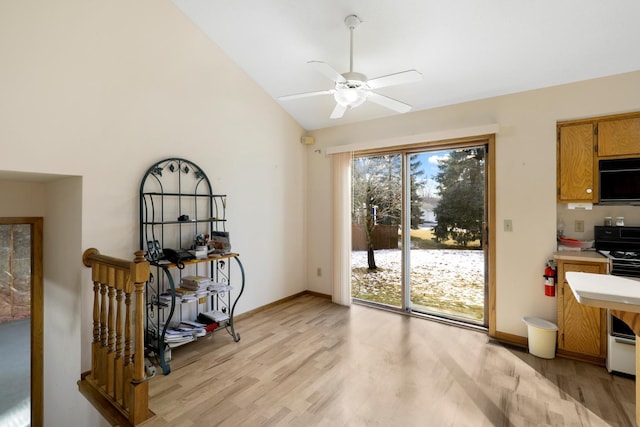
[278,14,422,119]
[334,89,367,108]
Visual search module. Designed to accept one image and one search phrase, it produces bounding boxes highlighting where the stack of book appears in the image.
[181,275,211,296]
[162,320,209,347]
[163,328,195,348]
[209,282,233,293]
[199,309,229,324]
[158,292,172,305]
[175,320,207,337]
[181,275,213,301]
[173,287,197,302]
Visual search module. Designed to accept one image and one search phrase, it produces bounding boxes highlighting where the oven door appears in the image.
[610,313,636,341]
[607,310,636,375]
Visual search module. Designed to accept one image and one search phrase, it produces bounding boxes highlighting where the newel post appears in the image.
[129,250,150,425]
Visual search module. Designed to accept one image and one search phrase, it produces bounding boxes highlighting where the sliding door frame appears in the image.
[353,134,496,335]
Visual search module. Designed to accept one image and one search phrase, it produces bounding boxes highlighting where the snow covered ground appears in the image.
[351,249,485,321]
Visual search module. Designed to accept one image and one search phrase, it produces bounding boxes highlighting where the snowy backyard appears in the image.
[351,249,485,322]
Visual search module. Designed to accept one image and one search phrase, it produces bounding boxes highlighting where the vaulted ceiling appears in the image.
[173,0,640,130]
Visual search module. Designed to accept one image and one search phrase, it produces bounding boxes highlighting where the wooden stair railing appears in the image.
[79,248,153,426]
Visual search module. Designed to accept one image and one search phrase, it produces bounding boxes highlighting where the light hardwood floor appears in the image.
[143,294,635,427]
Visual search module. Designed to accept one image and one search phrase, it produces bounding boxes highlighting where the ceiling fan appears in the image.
[278,15,423,119]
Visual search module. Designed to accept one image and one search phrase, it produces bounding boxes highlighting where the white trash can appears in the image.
[522,316,558,359]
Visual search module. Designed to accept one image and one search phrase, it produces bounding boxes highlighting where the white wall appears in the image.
[43,177,86,425]
[558,204,640,241]
[0,182,46,216]
[307,71,640,337]
[0,1,306,425]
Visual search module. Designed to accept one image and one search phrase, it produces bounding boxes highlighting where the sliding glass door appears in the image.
[351,144,488,327]
[350,154,403,308]
[408,147,486,325]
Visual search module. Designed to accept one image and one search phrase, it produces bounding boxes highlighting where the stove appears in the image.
[608,251,640,260]
[599,250,640,277]
[595,226,640,277]
[594,225,638,376]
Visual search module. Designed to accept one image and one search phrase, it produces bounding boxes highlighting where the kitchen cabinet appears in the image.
[557,111,640,204]
[556,259,607,365]
[557,122,596,203]
[598,114,640,157]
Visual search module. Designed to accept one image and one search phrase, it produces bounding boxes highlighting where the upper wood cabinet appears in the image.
[557,111,640,203]
[598,115,640,157]
[557,122,596,203]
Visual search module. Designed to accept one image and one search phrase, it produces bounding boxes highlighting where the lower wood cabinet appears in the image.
[556,259,608,365]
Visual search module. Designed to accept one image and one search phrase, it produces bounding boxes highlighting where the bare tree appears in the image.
[352,154,424,269]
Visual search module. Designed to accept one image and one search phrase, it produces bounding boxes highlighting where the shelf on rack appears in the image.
[141,218,227,225]
[151,253,240,269]
[141,192,227,198]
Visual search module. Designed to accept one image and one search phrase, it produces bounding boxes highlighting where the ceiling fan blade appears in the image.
[278,89,334,101]
[367,70,422,90]
[367,92,412,114]
[309,61,346,83]
[330,103,347,119]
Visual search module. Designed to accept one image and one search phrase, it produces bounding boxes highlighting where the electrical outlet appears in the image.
[317,267,322,277]
[504,219,513,232]
[575,220,584,233]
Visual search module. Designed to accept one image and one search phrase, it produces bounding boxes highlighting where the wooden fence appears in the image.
[351,224,399,251]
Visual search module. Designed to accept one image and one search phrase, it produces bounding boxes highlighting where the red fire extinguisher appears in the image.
[543,260,556,297]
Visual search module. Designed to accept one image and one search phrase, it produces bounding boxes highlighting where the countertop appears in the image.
[553,250,609,263]
[565,272,640,313]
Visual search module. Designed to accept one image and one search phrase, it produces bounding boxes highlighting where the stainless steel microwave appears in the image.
[599,158,640,204]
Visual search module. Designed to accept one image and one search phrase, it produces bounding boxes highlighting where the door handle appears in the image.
[614,336,636,346]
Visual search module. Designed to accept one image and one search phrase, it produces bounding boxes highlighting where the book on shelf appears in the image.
[167,338,195,348]
[209,231,231,254]
[195,290,209,298]
[208,282,233,293]
[176,322,206,337]
[179,320,207,329]
[180,283,209,292]
[163,320,207,340]
[158,292,173,303]
[164,334,193,342]
[181,275,211,287]
[164,332,194,343]
[173,286,197,295]
[180,282,210,291]
[200,309,229,323]
[175,326,207,338]
[173,287,198,302]
[205,323,218,332]
[196,313,224,330]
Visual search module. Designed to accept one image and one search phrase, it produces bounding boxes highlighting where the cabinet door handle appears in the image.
[586,188,593,194]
